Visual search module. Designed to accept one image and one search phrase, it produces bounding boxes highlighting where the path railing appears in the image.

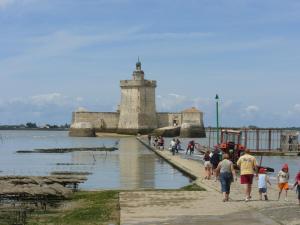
[205,127,299,152]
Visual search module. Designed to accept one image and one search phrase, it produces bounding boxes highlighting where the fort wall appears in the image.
[181,110,206,138]
[71,112,119,131]
[70,110,205,137]
[156,113,182,127]
[69,61,205,137]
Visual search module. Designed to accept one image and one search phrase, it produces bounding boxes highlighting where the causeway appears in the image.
[119,136,300,225]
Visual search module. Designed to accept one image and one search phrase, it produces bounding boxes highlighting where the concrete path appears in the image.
[119,137,300,225]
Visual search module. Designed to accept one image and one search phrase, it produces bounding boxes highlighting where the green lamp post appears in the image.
[215,94,220,144]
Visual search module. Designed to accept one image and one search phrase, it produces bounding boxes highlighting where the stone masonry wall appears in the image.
[117,85,157,133]
[72,112,119,131]
[182,111,203,124]
[156,113,182,127]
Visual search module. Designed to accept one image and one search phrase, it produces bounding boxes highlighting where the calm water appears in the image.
[0,130,191,190]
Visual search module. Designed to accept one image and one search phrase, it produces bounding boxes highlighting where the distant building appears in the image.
[69,61,205,137]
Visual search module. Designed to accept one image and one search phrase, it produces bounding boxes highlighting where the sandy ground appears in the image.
[119,137,300,225]
[120,191,300,225]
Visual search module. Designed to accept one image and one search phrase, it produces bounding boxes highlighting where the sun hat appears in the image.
[282,163,289,171]
[259,168,266,174]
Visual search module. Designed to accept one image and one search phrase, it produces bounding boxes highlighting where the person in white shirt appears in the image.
[170,139,176,155]
[277,163,290,201]
[258,168,271,201]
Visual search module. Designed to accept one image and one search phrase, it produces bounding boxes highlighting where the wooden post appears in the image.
[256,129,260,151]
[208,127,211,149]
[268,129,272,151]
[280,129,283,151]
[244,129,248,148]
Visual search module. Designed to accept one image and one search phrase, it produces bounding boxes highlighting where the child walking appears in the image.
[292,170,300,206]
[258,168,271,200]
[277,163,290,201]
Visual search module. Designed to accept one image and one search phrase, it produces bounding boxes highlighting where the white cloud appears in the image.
[0,28,214,76]
[293,104,300,112]
[76,107,88,112]
[2,93,83,107]
[0,93,87,124]
[245,105,260,113]
[0,0,14,8]
[157,94,211,112]
[26,30,212,56]
[0,0,38,9]
[157,93,187,111]
[240,105,260,120]
[192,97,211,111]
[75,97,84,102]
[168,93,184,99]
[30,93,66,106]
[287,103,300,116]
[222,100,234,109]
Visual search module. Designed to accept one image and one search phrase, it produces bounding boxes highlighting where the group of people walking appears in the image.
[169,138,196,155]
[149,135,165,150]
[149,136,197,155]
[147,135,300,205]
[205,148,300,204]
[169,138,182,155]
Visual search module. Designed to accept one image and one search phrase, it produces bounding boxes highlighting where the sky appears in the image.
[0,0,300,127]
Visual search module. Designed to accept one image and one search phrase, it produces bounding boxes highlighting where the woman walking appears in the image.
[203,150,212,179]
[216,153,236,202]
[210,148,221,179]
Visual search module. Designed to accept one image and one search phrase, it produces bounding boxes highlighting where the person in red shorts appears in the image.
[237,149,257,202]
[277,163,290,201]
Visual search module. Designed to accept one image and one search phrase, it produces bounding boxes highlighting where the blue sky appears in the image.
[0,0,300,127]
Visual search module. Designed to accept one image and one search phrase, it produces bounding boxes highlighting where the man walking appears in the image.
[170,138,176,155]
[237,149,257,202]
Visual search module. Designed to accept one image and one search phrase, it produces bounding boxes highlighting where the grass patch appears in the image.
[10,185,204,225]
[27,190,120,225]
[180,183,206,191]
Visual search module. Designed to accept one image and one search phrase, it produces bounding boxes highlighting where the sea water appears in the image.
[0,130,191,189]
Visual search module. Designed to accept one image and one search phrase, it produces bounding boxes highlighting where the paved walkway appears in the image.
[119,137,300,225]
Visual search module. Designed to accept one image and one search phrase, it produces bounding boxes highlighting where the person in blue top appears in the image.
[210,148,221,179]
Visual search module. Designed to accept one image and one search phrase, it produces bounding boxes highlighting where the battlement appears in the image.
[120,79,157,88]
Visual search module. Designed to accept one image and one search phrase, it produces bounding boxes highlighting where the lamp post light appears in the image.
[215,94,220,144]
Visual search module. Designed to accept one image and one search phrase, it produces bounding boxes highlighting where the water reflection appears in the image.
[119,138,155,189]
[72,138,160,189]
[0,131,190,189]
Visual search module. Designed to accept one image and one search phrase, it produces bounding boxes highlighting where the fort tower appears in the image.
[69,60,205,137]
[117,60,158,134]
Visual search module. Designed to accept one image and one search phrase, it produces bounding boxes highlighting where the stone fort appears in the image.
[69,61,205,137]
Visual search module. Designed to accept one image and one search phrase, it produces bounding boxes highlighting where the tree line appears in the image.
[0,122,70,129]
